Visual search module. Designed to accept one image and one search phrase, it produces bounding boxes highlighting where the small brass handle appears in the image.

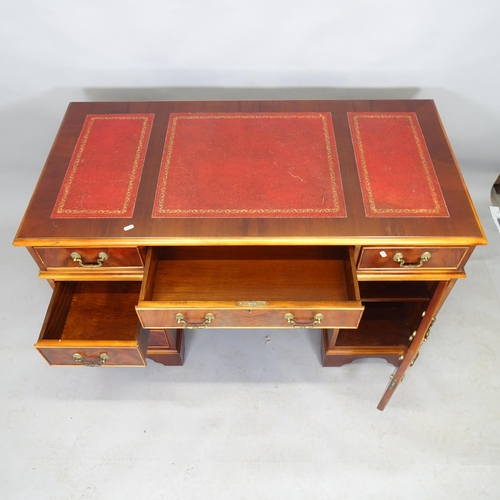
[393,251,431,268]
[73,352,109,367]
[71,251,108,268]
[175,313,215,329]
[283,313,324,328]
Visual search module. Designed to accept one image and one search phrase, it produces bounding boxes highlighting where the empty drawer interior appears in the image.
[39,281,142,342]
[141,246,360,304]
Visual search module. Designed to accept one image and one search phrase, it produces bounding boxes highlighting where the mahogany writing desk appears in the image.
[14,100,486,410]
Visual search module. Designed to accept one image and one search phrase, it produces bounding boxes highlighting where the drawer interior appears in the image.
[39,281,142,342]
[140,246,360,305]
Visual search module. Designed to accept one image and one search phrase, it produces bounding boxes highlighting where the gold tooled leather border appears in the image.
[52,114,153,217]
[154,113,346,217]
[349,112,449,217]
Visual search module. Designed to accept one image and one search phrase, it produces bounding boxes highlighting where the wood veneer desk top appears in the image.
[14,100,486,247]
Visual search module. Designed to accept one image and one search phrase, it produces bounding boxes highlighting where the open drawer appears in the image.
[136,246,364,330]
[35,281,149,366]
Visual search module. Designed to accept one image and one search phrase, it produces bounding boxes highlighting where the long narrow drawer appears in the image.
[357,247,468,272]
[136,246,364,330]
[35,281,149,366]
[34,247,145,270]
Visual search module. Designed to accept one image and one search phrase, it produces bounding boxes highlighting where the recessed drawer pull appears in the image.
[175,313,216,329]
[283,313,324,328]
[70,251,108,268]
[392,251,431,268]
[73,352,109,367]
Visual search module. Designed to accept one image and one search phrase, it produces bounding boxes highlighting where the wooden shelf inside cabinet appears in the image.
[322,302,421,367]
[36,281,149,366]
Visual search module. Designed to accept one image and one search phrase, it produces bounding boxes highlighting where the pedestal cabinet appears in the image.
[14,99,486,409]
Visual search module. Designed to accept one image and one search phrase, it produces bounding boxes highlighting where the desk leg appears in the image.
[321,329,355,366]
[146,329,184,366]
[321,328,405,367]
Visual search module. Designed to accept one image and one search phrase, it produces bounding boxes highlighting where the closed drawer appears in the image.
[34,247,144,270]
[357,247,468,272]
[35,281,149,366]
[136,246,364,330]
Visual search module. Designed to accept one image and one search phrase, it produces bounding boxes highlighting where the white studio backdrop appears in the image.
[1,4,500,498]
[0,0,499,195]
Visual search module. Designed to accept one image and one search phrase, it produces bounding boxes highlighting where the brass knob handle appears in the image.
[73,352,109,367]
[71,251,108,268]
[175,313,215,329]
[393,251,431,268]
[283,313,324,328]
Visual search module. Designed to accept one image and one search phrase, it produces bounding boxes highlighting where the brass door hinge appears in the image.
[423,317,436,342]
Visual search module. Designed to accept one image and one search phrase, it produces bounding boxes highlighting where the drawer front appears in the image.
[34,247,144,269]
[36,345,148,367]
[35,281,149,367]
[358,247,468,272]
[136,306,363,330]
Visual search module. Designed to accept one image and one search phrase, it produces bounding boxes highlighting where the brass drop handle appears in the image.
[283,313,324,328]
[73,352,109,367]
[393,251,431,268]
[175,313,215,329]
[71,251,108,268]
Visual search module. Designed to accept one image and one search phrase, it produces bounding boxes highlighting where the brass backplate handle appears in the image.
[393,251,431,268]
[284,313,324,328]
[73,352,109,367]
[71,251,108,268]
[175,313,215,329]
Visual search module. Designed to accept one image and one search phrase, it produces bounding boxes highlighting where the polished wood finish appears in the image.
[146,329,184,366]
[14,99,486,410]
[358,246,468,271]
[323,301,424,365]
[14,100,486,248]
[34,246,144,269]
[34,247,145,281]
[136,246,363,329]
[377,281,453,410]
[35,281,149,366]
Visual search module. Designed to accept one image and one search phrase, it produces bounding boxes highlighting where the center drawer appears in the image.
[136,246,364,329]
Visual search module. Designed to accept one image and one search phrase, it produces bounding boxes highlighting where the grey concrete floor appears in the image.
[1,148,499,498]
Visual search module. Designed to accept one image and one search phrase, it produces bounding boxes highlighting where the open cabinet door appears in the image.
[377,280,457,411]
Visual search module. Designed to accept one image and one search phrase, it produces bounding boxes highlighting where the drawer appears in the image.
[136,246,364,330]
[357,247,468,272]
[34,247,144,270]
[35,281,149,366]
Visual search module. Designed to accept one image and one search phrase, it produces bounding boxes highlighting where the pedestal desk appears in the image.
[14,100,486,410]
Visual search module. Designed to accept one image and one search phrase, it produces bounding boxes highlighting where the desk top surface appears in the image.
[14,100,486,246]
